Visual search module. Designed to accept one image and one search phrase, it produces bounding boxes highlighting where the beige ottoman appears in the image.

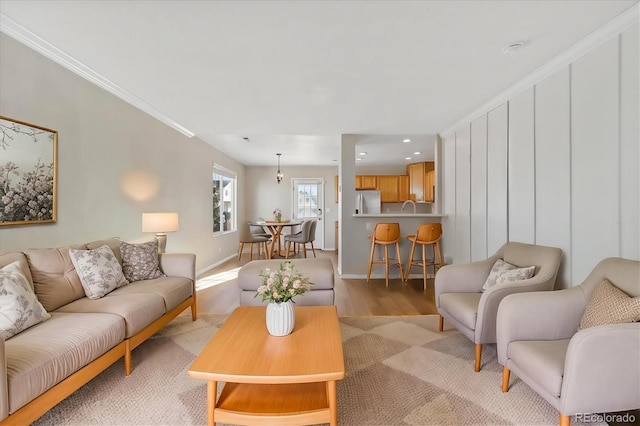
[238,258,335,306]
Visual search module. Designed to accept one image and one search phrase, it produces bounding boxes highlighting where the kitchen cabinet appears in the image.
[334,175,339,203]
[377,175,409,202]
[406,162,435,202]
[424,170,436,202]
[356,175,377,189]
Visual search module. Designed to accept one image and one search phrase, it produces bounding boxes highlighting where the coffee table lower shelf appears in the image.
[213,381,336,425]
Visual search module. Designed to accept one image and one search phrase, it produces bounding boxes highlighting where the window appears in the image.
[212,165,236,234]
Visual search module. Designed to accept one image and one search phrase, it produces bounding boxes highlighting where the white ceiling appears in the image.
[1,0,637,166]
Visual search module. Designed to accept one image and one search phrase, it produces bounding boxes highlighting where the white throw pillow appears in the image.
[69,245,129,300]
[0,261,51,339]
[482,259,535,291]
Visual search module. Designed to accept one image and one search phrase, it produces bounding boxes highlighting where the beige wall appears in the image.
[0,34,245,273]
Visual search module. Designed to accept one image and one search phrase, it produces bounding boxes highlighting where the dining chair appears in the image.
[237,222,271,260]
[284,220,313,258]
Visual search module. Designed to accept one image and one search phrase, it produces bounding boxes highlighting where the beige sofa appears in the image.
[0,237,197,425]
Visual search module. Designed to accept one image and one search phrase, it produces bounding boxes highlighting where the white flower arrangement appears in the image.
[255,262,313,304]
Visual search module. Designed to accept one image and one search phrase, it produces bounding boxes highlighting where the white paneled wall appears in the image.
[470,116,488,261]
[620,25,640,261]
[571,37,620,283]
[440,24,639,288]
[508,88,536,244]
[534,67,571,288]
[455,125,471,264]
[486,103,509,255]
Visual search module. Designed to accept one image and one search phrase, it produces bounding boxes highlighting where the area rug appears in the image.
[33,313,602,426]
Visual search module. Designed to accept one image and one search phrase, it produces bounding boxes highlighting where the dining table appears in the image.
[254,220,303,259]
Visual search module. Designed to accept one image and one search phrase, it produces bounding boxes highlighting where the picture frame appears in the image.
[0,115,58,226]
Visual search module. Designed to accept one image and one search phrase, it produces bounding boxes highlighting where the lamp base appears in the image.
[155,233,167,253]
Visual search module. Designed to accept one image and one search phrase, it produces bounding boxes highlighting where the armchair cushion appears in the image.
[508,339,569,398]
[439,293,481,330]
[578,278,640,330]
[482,259,535,291]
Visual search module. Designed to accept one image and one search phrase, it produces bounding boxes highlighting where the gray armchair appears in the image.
[435,241,562,371]
[497,257,640,426]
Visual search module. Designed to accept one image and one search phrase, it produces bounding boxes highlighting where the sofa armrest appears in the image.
[1,336,8,422]
[561,323,640,416]
[158,253,196,282]
[496,287,585,364]
[434,255,498,307]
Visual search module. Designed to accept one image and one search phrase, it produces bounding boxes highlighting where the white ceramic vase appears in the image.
[266,300,295,336]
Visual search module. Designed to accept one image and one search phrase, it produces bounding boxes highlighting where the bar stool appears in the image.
[367,223,404,288]
[404,223,443,290]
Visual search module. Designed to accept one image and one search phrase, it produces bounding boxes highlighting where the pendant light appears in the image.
[276,153,284,184]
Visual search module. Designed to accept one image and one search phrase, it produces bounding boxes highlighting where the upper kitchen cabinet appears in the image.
[407,162,435,202]
[378,175,409,202]
[356,175,377,189]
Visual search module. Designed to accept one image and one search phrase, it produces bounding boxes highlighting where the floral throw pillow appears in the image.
[69,245,129,300]
[0,261,51,339]
[120,240,165,282]
[482,259,536,291]
[579,279,640,330]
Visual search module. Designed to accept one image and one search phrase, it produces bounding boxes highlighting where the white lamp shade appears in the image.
[142,212,179,233]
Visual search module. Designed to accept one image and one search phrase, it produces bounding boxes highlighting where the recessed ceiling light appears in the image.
[356,158,363,161]
[359,152,367,156]
[403,139,411,143]
[405,157,412,160]
[413,151,421,155]
[502,42,525,56]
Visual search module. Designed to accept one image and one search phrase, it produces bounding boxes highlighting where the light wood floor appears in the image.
[196,249,437,317]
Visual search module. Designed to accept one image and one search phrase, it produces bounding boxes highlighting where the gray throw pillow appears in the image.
[120,240,165,282]
[69,245,129,299]
[0,261,51,339]
[482,259,535,291]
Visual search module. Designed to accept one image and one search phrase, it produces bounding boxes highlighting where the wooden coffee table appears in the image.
[188,306,344,426]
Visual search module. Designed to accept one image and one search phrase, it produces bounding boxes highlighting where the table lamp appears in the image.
[142,212,179,253]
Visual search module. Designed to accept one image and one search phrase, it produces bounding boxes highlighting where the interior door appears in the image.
[292,178,324,250]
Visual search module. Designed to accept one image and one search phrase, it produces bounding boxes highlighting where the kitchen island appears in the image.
[340,213,447,280]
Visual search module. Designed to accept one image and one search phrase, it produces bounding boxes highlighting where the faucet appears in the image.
[401,200,416,214]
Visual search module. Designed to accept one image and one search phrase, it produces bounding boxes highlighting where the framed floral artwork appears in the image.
[0,116,57,226]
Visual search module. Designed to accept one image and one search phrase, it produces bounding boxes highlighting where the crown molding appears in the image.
[0,14,195,138]
[439,3,639,137]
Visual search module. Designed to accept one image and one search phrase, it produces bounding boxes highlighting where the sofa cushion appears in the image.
[579,278,640,330]
[0,261,51,339]
[69,245,129,300]
[26,245,87,311]
[5,312,125,414]
[109,276,192,312]
[56,293,166,338]
[482,259,535,291]
[120,240,165,282]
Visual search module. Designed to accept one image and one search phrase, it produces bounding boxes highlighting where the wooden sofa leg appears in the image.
[438,315,444,332]
[474,344,482,372]
[124,340,132,376]
[559,413,571,426]
[191,300,197,321]
[501,366,510,392]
